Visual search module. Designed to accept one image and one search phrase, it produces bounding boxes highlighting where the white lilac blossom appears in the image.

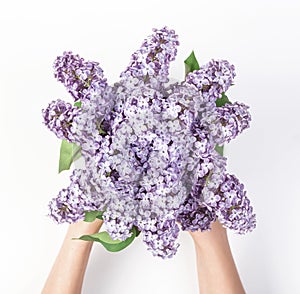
[43,27,256,259]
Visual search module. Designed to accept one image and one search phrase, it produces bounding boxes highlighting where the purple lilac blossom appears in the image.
[44,27,255,259]
[70,86,114,157]
[185,59,236,102]
[121,27,179,83]
[101,78,193,254]
[214,174,256,234]
[48,169,99,224]
[216,102,251,144]
[177,195,216,232]
[42,99,80,142]
[141,217,180,258]
[102,196,136,241]
[54,51,108,101]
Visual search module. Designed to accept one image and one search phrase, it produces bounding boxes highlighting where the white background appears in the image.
[1,0,299,293]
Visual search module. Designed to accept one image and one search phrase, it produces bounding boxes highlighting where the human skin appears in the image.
[41,219,103,294]
[42,219,245,294]
[190,221,246,294]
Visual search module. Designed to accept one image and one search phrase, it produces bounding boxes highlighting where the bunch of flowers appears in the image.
[42,27,256,258]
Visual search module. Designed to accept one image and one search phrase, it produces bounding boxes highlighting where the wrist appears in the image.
[190,220,228,249]
[67,219,103,238]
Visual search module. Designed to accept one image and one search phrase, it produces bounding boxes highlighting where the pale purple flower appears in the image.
[42,99,80,142]
[216,102,251,144]
[121,27,179,83]
[177,195,216,232]
[48,169,99,224]
[54,51,107,101]
[140,217,180,259]
[185,59,236,102]
[215,174,256,234]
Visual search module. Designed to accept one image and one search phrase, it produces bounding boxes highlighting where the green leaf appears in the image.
[74,101,82,108]
[214,93,230,156]
[184,51,200,76]
[134,226,141,237]
[216,93,231,107]
[58,140,82,173]
[76,227,137,252]
[96,212,104,220]
[84,210,104,222]
[215,145,224,156]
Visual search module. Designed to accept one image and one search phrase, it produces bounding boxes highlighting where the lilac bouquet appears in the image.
[42,27,256,258]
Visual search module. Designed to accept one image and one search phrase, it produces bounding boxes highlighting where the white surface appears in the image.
[1,0,299,293]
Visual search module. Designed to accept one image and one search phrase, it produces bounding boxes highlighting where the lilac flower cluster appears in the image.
[54,51,108,101]
[216,102,251,144]
[214,174,256,234]
[42,99,79,142]
[48,169,99,223]
[43,27,256,258]
[70,87,114,157]
[177,196,216,232]
[185,59,236,102]
[142,217,180,258]
[121,27,179,83]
